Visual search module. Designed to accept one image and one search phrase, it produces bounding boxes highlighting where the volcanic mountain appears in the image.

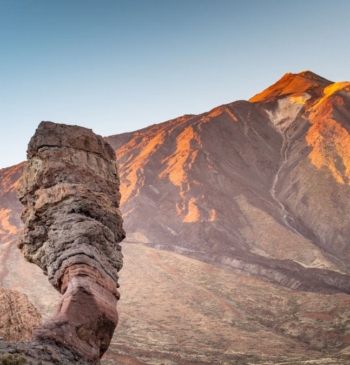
[105,70,350,294]
[2,71,350,364]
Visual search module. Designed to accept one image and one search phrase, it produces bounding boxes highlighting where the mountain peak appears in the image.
[250,70,332,103]
[297,70,332,83]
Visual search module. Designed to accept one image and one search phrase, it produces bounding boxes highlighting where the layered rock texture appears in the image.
[2,72,350,363]
[1,122,124,364]
[0,287,41,341]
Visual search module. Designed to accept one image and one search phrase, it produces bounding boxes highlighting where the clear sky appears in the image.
[1,0,350,168]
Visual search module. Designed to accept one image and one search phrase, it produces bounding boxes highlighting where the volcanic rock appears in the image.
[0,341,92,364]
[2,122,125,364]
[0,287,41,341]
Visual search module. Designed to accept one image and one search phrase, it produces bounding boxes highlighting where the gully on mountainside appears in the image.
[260,92,311,239]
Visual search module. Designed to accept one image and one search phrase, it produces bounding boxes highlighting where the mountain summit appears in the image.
[104,69,350,294]
[250,70,332,102]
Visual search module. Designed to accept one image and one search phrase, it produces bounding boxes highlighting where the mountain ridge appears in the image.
[250,70,332,102]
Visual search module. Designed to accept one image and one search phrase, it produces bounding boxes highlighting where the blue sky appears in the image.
[1,0,350,168]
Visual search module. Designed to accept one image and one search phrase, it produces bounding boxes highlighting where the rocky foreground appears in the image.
[0,287,41,342]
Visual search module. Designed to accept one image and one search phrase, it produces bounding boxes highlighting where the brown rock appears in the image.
[27,121,115,160]
[16,122,125,364]
[0,287,41,342]
[0,341,93,364]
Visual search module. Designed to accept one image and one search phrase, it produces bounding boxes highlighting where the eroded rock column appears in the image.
[17,122,124,364]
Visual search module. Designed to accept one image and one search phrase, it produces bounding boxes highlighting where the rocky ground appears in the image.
[0,341,91,365]
[102,244,350,365]
[0,287,41,342]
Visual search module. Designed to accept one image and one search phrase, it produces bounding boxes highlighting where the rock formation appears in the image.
[1,122,124,364]
[0,287,41,342]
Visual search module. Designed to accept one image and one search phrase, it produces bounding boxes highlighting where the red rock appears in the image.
[17,122,124,364]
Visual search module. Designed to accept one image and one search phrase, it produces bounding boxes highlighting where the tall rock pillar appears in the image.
[17,122,124,364]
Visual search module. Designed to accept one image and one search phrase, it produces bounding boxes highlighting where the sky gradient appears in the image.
[1,0,350,168]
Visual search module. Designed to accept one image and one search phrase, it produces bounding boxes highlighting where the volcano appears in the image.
[105,70,350,294]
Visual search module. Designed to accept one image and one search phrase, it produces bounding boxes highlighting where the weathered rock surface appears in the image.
[17,122,124,287]
[1,122,125,364]
[0,287,41,342]
[0,341,92,364]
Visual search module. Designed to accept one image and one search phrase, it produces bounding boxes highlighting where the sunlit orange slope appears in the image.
[106,71,350,297]
[250,70,332,102]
